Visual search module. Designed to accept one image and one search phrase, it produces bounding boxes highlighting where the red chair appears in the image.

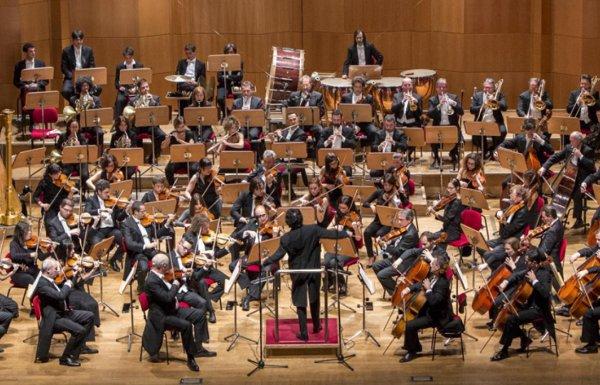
[5,253,28,306]
[26,295,68,353]
[30,107,59,147]
[558,239,568,263]
[448,209,483,251]
[202,277,222,310]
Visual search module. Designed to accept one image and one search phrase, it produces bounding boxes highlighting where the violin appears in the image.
[395,166,409,186]
[140,212,168,227]
[258,222,274,237]
[431,193,457,212]
[337,211,361,230]
[53,173,77,192]
[158,188,180,201]
[54,255,100,285]
[201,229,238,248]
[104,195,130,209]
[108,170,125,183]
[25,235,54,252]
[380,226,407,244]
[523,223,550,240]
[497,201,525,225]
[459,169,486,190]
[196,203,215,220]
[335,168,350,185]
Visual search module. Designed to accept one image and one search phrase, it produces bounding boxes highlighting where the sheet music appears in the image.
[119,262,138,294]
[453,258,468,291]
[26,271,43,300]
[358,264,376,295]
[224,259,241,294]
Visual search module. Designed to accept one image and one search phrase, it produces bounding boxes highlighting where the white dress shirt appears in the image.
[124,59,136,70]
[25,59,35,69]
[184,59,196,78]
[133,217,151,248]
[357,44,366,66]
[242,96,252,110]
[74,46,82,69]
[58,215,71,235]
[98,198,114,228]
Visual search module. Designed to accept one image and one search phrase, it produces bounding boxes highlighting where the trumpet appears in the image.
[438,92,454,115]
[403,92,418,112]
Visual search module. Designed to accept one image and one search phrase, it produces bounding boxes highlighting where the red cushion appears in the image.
[343,257,359,268]
[246,265,260,273]
[31,295,42,321]
[32,107,58,123]
[178,301,190,309]
[138,292,150,312]
[406,179,416,196]
[448,234,469,248]
[203,277,216,286]
[559,239,568,262]
[136,133,151,140]
[461,209,483,230]
[30,129,58,139]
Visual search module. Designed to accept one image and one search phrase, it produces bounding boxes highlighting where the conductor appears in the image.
[262,209,349,341]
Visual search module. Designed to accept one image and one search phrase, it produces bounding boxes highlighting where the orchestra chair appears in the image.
[30,107,59,147]
[245,262,278,317]
[202,277,223,310]
[26,295,69,353]
[447,209,485,263]
[5,253,28,306]
[524,318,559,358]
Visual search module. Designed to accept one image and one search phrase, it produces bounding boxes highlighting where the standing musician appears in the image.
[292,177,335,228]
[175,43,206,112]
[373,114,408,153]
[33,163,75,226]
[362,173,406,266]
[57,118,89,192]
[567,74,599,135]
[517,77,553,123]
[372,211,421,295]
[34,258,96,366]
[340,76,378,147]
[184,158,223,219]
[60,30,100,102]
[86,154,128,191]
[13,42,48,111]
[320,153,350,208]
[114,46,144,118]
[262,209,349,341]
[399,253,461,362]
[285,74,326,144]
[318,109,357,151]
[187,86,215,143]
[426,179,465,248]
[470,78,508,158]
[427,78,464,168]
[232,80,265,155]
[164,116,196,186]
[341,29,383,78]
[231,177,272,230]
[216,42,243,118]
[539,131,596,229]
[491,250,555,361]
[391,78,422,162]
[457,152,486,193]
[128,78,166,164]
[245,149,284,207]
[9,221,49,287]
[110,115,141,149]
[46,199,81,262]
[142,253,213,372]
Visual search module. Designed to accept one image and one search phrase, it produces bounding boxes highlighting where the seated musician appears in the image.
[232,80,265,156]
[114,46,143,118]
[539,131,596,229]
[470,78,508,158]
[60,30,100,101]
[292,177,334,228]
[285,74,326,145]
[426,179,465,248]
[208,115,245,156]
[57,118,89,192]
[317,109,357,152]
[141,176,168,203]
[363,173,407,266]
[533,206,565,280]
[399,253,462,362]
[70,76,104,151]
[34,258,96,366]
[164,116,197,186]
[230,177,271,230]
[175,43,206,112]
[245,149,283,207]
[323,195,363,295]
[33,164,74,227]
[86,154,128,191]
[85,179,127,271]
[216,42,243,118]
[122,201,175,291]
[13,42,48,111]
[372,211,421,295]
[496,118,553,172]
[320,153,349,208]
[427,78,464,168]
[491,250,555,361]
[183,158,222,219]
[175,194,212,227]
[341,29,383,79]
[0,264,19,353]
[457,152,486,193]
[128,78,166,164]
[67,257,101,350]
[9,221,48,287]
[142,253,213,372]
[373,114,408,153]
[110,115,142,150]
[567,74,599,135]
[340,76,378,146]
[581,168,600,232]
[46,199,81,261]
[517,77,553,125]
[187,86,215,143]
[369,152,413,195]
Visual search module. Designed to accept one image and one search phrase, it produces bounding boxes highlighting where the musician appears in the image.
[373,114,408,153]
[209,116,245,156]
[535,206,565,278]
[34,258,96,366]
[60,30,99,102]
[369,152,413,195]
[232,80,264,155]
[285,74,326,143]
[110,115,141,149]
[400,253,461,362]
[216,42,243,118]
[516,77,553,121]
[230,177,269,230]
[567,74,599,134]
[128,78,166,164]
[114,46,144,118]
[57,118,89,192]
[33,163,74,225]
[582,169,600,230]
[457,153,486,192]
[13,42,48,110]
[263,209,349,340]
[0,271,18,352]
[320,153,349,208]
[318,109,357,151]
[164,116,196,186]
[184,158,222,219]
[392,77,422,126]
[491,251,555,361]
[187,86,215,143]
[539,131,596,228]
[142,253,213,372]
[362,173,406,266]
[175,43,206,112]
[122,201,175,291]
[245,150,283,207]
[426,179,465,247]
[85,180,127,271]
[470,78,508,158]
[341,29,383,78]
[9,221,45,287]
[86,154,128,192]
[141,176,168,203]
[340,76,378,146]
[573,263,600,354]
[496,118,554,169]
[46,199,81,262]
[372,212,422,296]
[293,177,334,228]
[427,78,464,168]
[69,77,104,155]
[67,257,102,347]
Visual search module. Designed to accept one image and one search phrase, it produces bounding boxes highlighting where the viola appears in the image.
[523,223,550,240]
[53,173,76,192]
[54,255,99,285]
[395,166,409,186]
[498,201,525,225]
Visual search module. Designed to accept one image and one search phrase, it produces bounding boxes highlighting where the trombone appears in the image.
[570,75,598,118]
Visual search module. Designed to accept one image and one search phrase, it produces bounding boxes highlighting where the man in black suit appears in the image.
[496,118,554,167]
[13,42,48,110]
[470,78,508,158]
[114,46,144,118]
[535,206,565,278]
[142,254,215,372]
[539,131,596,228]
[516,77,553,121]
[285,74,326,145]
[230,177,266,230]
[426,179,465,247]
[391,78,422,162]
[373,114,408,153]
[427,78,464,169]
[245,150,283,207]
[567,74,600,135]
[35,258,96,366]
[0,290,18,353]
[271,112,309,199]
[175,43,206,112]
[262,209,349,341]
[46,199,81,262]
[61,30,100,101]
[340,76,378,147]
[232,80,265,156]
[341,29,383,78]
[128,78,166,163]
[318,109,357,150]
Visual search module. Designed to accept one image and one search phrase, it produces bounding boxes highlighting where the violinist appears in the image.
[56,118,89,191]
[372,114,408,153]
[293,177,334,227]
[86,153,128,191]
[572,263,600,354]
[470,78,507,158]
[370,152,413,195]
[9,221,46,287]
[110,115,141,149]
[320,153,349,208]
[271,113,309,199]
[34,258,96,366]
[187,85,215,143]
[340,76,377,147]
[399,253,461,363]
[33,164,75,227]
[184,158,222,219]
[363,173,407,266]
[231,177,268,230]
[323,195,363,295]
[426,178,465,248]
[141,176,169,203]
[457,152,486,193]
[317,109,357,152]
[84,180,127,271]
[491,250,555,361]
[67,255,102,349]
[46,199,82,261]
[164,116,197,186]
[175,193,213,227]
[245,150,283,207]
[372,212,422,295]
[539,131,596,229]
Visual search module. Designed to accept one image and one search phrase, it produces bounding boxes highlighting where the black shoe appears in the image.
[0,347,4,353]
[187,356,199,372]
[171,330,180,341]
[313,324,322,334]
[80,345,99,355]
[491,350,509,361]
[59,356,81,367]
[296,332,308,341]
[195,347,217,357]
[400,352,417,363]
[208,311,217,324]
[575,345,598,354]
[148,354,161,363]
[555,306,570,317]
[241,297,250,311]
[518,337,533,353]
[572,220,584,229]
[35,357,49,363]
[485,320,496,331]
[429,160,440,169]
[109,259,120,272]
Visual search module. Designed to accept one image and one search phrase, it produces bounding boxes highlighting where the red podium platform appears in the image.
[265,318,339,357]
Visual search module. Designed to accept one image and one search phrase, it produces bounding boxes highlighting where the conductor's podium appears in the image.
[265,318,339,357]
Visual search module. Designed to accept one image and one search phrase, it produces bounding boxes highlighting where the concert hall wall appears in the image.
[1,0,599,112]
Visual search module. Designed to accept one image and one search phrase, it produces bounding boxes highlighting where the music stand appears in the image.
[74,67,108,85]
[136,105,170,173]
[317,148,354,168]
[170,143,206,185]
[376,205,403,228]
[144,199,177,216]
[425,125,460,190]
[116,261,141,351]
[460,187,491,240]
[461,223,490,294]
[110,180,134,199]
[119,68,153,85]
[548,117,580,151]
[271,142,308,202]
[82,107,113,128]
[464,121,501,162]
[286,106,320,126]
[346,262,379,347]
[402,127,426,164]
[21,67,54,83]
[342,185,377,210]
[108,148,144,198]
[62,145,98,209]
[320,237,357,313]
[506,116,526,135]
[24,91,60,136]
[348,65,382,80]
[219,151,254,179]
[339,103,372,126]
[223,259,257,351]
[13,147,46,218]
[220,183,249,204]
[183,106,219,128]
[89,236,118,317]
[497,147,528,189]
[366,152,395,171]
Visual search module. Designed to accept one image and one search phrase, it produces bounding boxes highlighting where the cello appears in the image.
[557,250,600,305]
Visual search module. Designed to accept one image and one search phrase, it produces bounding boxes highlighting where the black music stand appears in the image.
[425,125,460,190]
[116,261,141,352]
[223,259,258,351]
[271,142,308,203]
[89,236,119,317]
[346,262,380,347]
[136,105,170,173]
